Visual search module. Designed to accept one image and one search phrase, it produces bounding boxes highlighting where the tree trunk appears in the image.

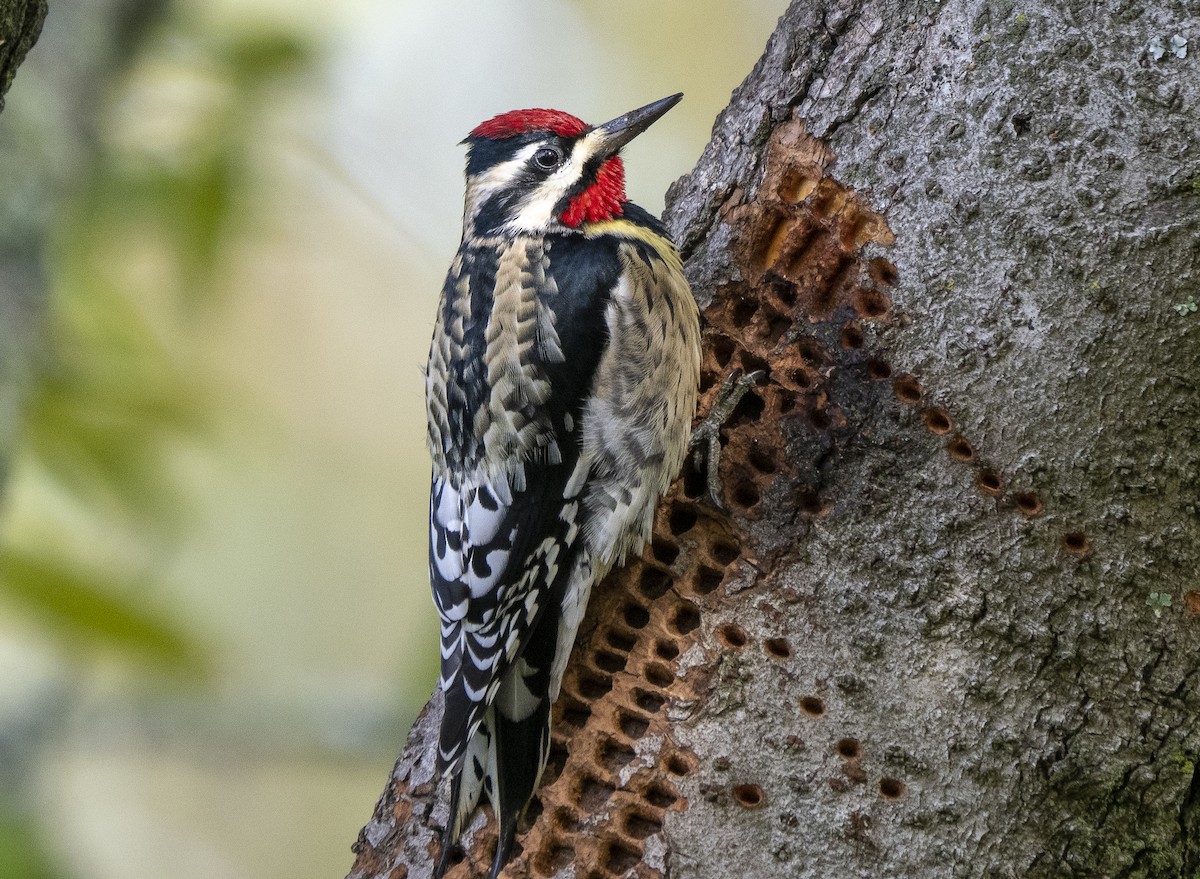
[0,0,44,113]
[349,1,1200,877]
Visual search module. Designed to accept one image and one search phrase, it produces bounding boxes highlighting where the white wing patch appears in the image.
[431,472,519,618]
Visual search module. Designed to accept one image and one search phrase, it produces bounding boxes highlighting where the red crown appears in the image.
[469,109,588,140]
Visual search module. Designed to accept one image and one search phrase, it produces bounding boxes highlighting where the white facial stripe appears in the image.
[465,150,532,214]
[501,133,606,233]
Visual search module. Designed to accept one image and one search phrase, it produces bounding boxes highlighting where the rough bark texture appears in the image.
[350,2,1200,877]
[0,0,44,112]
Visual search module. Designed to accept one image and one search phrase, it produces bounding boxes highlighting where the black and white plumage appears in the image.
[424,95,700,878]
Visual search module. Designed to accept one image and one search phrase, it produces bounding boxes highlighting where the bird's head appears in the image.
[460,93,682,237]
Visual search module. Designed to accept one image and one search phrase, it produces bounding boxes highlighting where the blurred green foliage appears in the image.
[0,808,65,879]
[0,24,314,675]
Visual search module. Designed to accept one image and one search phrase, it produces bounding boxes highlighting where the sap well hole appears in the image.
[593,651,626,674]
[739,351,770,378]
[712,541,740,565]
[711,335,737,367]
[672,602,701,634]
[644,663,675,687]
[795,489,824,516]
[604,840,641,874]
[733,784,765,809]
[791,367,815,390]
[763,313,792,346]
[634,688,666,713]
[808,407,832,431]
[840,323,865,349]
[619,712,650,739]
[764,638,792,659]
[560,702,591,730]
[681,460,706,499]
[772,278,798,308]
[638,566,672,599]
[869,257,899,287]
[696,561,720,598]
[749,446,778,473]
[892,374,923,404]
[866,358,892,380]
[731,298,758,328]
[655,640,680,661]
[599,739,637,771]
[579,776,616,810]
[552,807,581,833]
[717,623,749,649]
[947,435,975,461]
[836,738,862,759]
[853,288,891,319]
[541,841,575,873]
[651,538,680,566]
[798,337,827,365]
[668,506,698,535]
[976,468,1003,495]
[800,696,826,717]
[644,783,678,808]
[665,753,694,776]
[1014,491,1043,517]
[623,810,663,840]
[578,672,613,699]
[1062,531,1090,556]
[879,777,906,799]
[728,390,766,429]
[623,604,650,629]
[606,628,636,652]
[923,408,952,434]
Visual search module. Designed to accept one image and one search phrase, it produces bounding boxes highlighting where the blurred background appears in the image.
[0,1,782,877]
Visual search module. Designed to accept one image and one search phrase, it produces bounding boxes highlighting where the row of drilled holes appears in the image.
[723,287,890,348]
[764,310,1092,558]
[725,744,906,811]
[827,360,1095,557]
[544,599,690,879]
[708,186,909,825]
[546,496,740,877]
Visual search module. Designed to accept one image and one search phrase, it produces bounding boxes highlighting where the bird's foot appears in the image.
[689,369,766,508]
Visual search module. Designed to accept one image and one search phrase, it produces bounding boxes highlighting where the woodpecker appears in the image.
[424,94,700,878]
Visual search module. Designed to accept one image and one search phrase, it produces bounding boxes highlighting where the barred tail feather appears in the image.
[435,709,493,879]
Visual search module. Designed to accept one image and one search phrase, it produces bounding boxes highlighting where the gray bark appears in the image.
[0,0,44,112]
[350,1,1200,878]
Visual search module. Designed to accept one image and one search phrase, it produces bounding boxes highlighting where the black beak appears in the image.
[591,93,683,158]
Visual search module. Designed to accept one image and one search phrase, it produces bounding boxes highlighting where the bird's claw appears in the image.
[689,368,766,508]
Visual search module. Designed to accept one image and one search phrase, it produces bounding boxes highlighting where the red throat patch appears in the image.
[561,157,626,227]
[469,109,587,140]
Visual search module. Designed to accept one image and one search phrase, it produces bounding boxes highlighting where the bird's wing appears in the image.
[428,233,620,773]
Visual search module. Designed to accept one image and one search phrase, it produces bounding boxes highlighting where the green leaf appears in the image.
[0,548,209,676]
[0,809,64,879]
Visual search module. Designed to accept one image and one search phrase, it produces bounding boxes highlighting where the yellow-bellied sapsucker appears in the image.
[424,94,700,878]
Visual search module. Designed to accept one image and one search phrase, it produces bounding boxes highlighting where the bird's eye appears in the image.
[532,147,562,170]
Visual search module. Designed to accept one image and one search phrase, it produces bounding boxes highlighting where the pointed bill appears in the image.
[590,93,683,159]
